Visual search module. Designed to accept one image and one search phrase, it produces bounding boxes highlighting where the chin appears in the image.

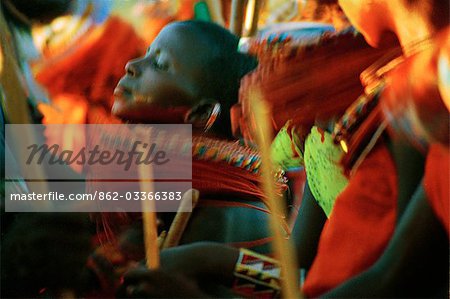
[362,36,378,48]
[110,102,135,123]
[111,101,127,117]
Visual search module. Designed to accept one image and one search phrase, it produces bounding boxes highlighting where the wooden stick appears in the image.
[157,230,167,250]
[230,0,246,36]
[205,0,225,26]
[249,88,302,299]
[137,142,159,269]
[244,0,262,37]
[162,189,200,249]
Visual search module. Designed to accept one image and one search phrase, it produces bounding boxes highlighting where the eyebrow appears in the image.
[146,46,162,55]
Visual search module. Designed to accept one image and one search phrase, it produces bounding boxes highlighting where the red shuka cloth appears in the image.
[234,32,398,142]
[193,159,264,201]
[36,16,146,110]
[302,142,398,296]
[424,144,450,237]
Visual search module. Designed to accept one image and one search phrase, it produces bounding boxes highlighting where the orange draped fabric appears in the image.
[36,16,146,111]
[302,142,398,297]
[380,29,450,150]
[424,144,450,237]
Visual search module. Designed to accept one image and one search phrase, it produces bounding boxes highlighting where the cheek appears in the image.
[338,0,370,29]
[135,72,197,107]
[145,83,197,108]
[338,0,359,18]
[338,1,382,46]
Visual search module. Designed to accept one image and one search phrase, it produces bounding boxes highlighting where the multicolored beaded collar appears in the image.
[332,35,436,175]
[192,136,287,183]
[193,136,261,173]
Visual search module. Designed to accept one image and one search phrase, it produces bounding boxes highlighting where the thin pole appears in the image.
[162,189,200,248]
[249,88,302,299]
[137,142,159,269]
[230,0,246,36]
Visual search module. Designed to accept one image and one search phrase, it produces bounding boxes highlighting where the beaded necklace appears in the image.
[192,135,287,184]
[89,108,286,182]
[193,136,261,173]
[332,35,437,175]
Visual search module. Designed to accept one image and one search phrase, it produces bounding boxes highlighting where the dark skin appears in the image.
[114,63,437,293]
[388,137,425,221]
[112,20,257,139]
[111,21,273,255]
[118,89,449,296]
[112,23,220,131]
[118,178,329,298]
[121,165,448,298]
[291,180,327,270]
[115,72,446,295]
[118,104,444,299]
[117,268,208,298]
[119,2,450,295]
[120,6,449,299]
[118,242,239,298]
[117,176,326,298]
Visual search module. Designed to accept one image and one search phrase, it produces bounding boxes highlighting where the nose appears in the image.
[125,58,142,77]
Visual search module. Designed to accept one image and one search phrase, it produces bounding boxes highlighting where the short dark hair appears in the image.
[176,21,257,105]
[175,20,258,137]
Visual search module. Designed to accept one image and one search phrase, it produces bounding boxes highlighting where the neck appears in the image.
[391,5,443,55]
[396,17,434,53]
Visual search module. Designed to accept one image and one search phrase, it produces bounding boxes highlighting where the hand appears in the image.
[158,242,239,283]
[117,243,239,298]
[117,267,207,298]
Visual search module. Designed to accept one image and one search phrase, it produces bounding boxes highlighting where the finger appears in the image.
[126,281,156,298]
[122,267,154,284]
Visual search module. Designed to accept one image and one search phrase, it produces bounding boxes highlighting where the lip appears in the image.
[113,86,124,97]
[113,84,131,98]
[112,84,132,116]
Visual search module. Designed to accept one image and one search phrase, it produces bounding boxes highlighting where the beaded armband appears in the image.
[232,248,281,298]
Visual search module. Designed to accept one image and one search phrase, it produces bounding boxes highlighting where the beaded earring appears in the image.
[203,103,221,132]
[184,102,221,132]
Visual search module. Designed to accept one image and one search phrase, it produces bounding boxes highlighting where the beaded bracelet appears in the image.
[232,248,281,298]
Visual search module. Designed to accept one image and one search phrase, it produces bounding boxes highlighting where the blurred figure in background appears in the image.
[1,2,93,298]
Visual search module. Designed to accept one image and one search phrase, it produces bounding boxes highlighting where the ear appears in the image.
[184,99,221,132]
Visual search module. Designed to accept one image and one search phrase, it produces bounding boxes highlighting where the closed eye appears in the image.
[146,48,169,72]
[151,58,169,71]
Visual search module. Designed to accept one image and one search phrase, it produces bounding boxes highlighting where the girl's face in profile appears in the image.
[112,23,211,123]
